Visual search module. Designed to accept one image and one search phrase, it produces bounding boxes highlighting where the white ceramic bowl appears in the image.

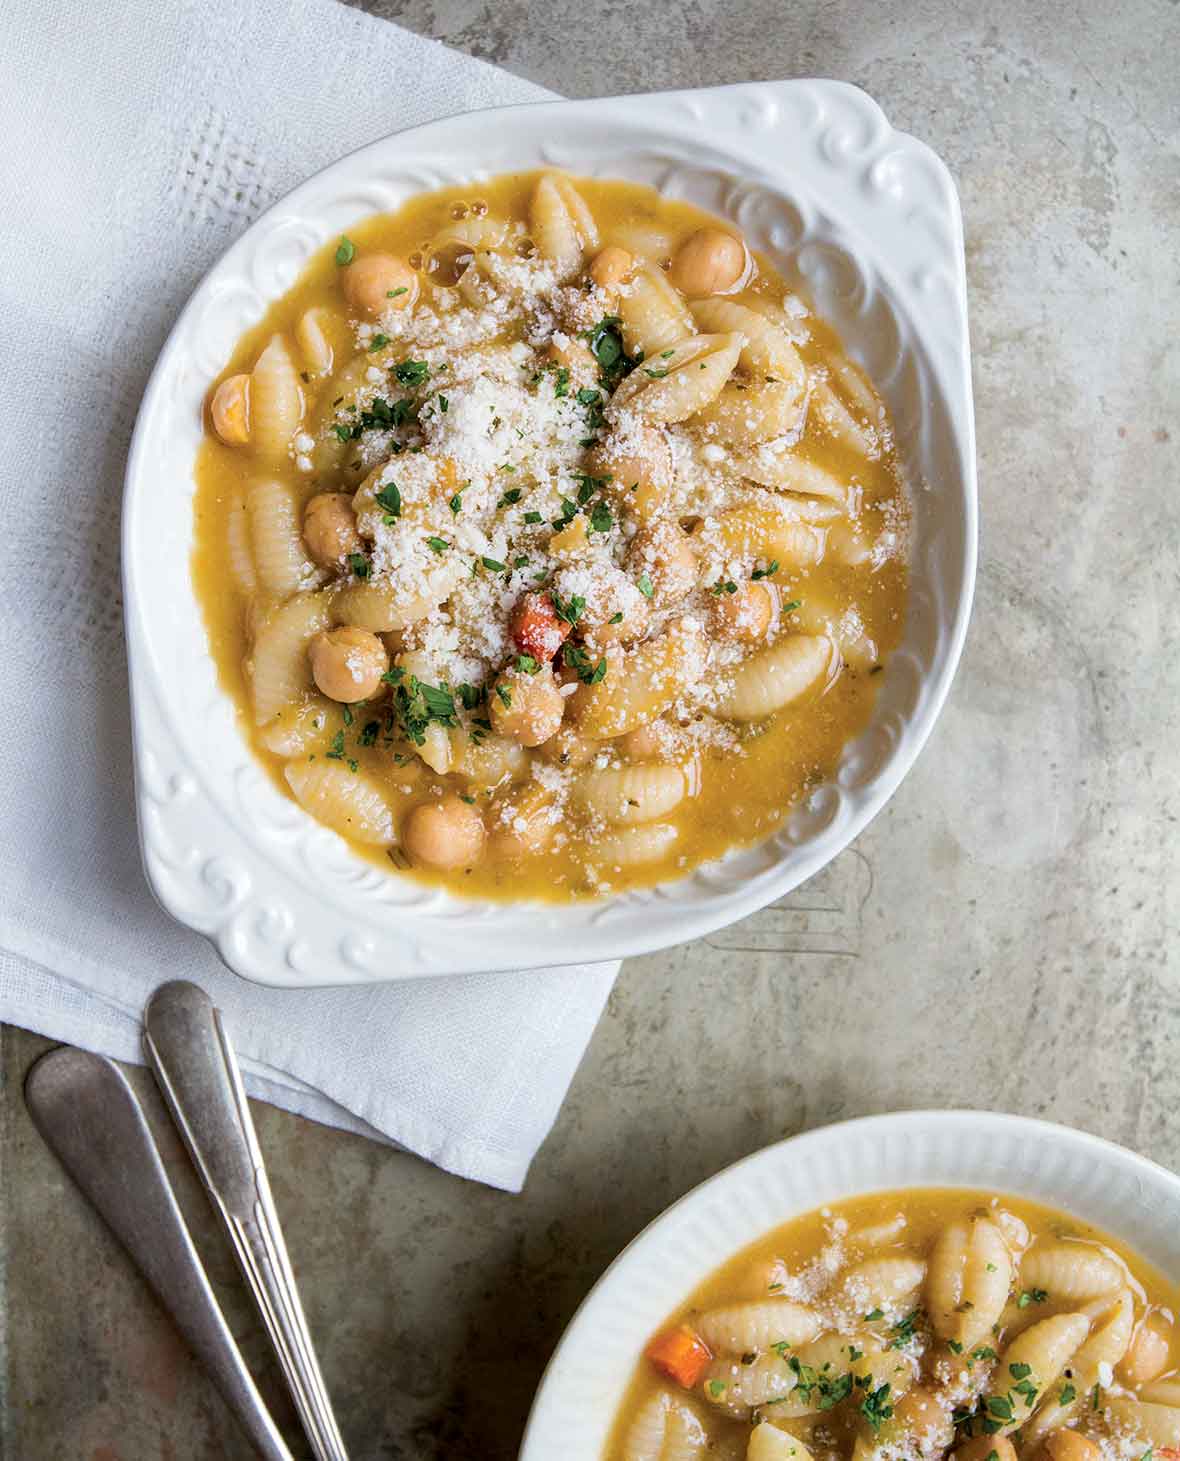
[123,79,977,986]
[520,1111,1180,1460]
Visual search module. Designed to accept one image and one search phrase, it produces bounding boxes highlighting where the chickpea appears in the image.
[589,425,673,519]
[589,245,635,288]
[487,787,556,860]
[1042,1433,1101,1461]
[620,719,678,761]
[890,1389,954,1454]
[489,665,565,747]
[211,374,250,445]
[308,626,389,703]
[668,228,748,296]
[403,795,485,870]
[626,520,698,603]
[1119,1314,1173,1387]
[709,580,776,641]
[536,725,597,768]
[340,252,418,316]
[302,493,362,566]
[955,1437,1017,1461]
[583,595,650,650]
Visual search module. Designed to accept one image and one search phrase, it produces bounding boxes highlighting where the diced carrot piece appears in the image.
[510,591,571,661]
[645,1324,712,1389]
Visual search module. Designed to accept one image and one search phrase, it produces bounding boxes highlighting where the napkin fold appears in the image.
[0,0,617,1191]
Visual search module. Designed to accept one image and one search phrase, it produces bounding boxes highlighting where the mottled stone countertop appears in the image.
[2,2,1177,1456]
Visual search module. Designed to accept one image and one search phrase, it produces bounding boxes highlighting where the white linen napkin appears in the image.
[0,0,618,1192]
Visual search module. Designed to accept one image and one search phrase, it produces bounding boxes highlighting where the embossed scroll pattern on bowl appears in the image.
[123,80,977,985]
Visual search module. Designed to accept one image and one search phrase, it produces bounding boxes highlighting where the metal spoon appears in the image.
[24,1047,294,1461]
[144,981,349,1461]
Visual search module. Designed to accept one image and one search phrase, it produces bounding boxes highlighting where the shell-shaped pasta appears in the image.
[732,448,849,506]
[695,1298,821,1356]
[992,1313,1090,1433]
[249,333,303,460]
[606,221,677,263]
[530,172,599,279]
[692,381,807,447]
[927,1217,1012,1350]
[809,378,879,459]
[748,1425,815,1461]
[835,1255,926,1320]
[850,1215,907,1250]
[1021,1292,1133,1446]
[714,636,835,722]
[283,760,395,845]
[705,506,827,568]
[619,262,695,359]
[416,721,453,775]
[575,764,690,826]
[1019,1243,1125,1301]
[257,696,342,756]
[333,562,460,632]
[1104,1397,1180,1447]
[611,334,743,424]
[826,355,885,424]
[1142,1380,1180,1406]
[702,1354,797,1418]
[249,591,333,725]
[246,478,319,597]
[294,306,338,376]
[689,299,807,391]
[572,620,706,739]
[620,1390,708,1461]
[453,730,527,789]
[225,495,257,595]
[591,822,679,867]
[431,216,508,252]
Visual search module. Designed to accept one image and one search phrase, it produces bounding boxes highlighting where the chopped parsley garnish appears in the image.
[576,386,601,406]
[553,365,571,397]
[515,655,540,674]
[498,488,523,507]
[972,1347,998,1363]
[437,394,448,413]
[563,644,607,685]
[394,359,430,386]
[711,580,738,595]
[335,237,355,265]
[781,599,802,614]
[481,556,507,573]
[386,676,457,746]
[580,314,639,388]
[589,503,613,534]
[375,481,402,517]
[449,492,464,515]
[495,684,512,709]
[888,1310,923,1349]
[551,496,579,530]
[608,611,624,624]
[986,1397,1014,1421]
[1091,1383,1101,1411]
[523,510,543,524]
[572,471,611,503]
[864,1309,885,1322]
[1059,1382,1077,1405]
[706,1380,726,1399]
[456,683,484,711]
[348,553,371,580]
[1009,1363,1032,1381]
[342,705,354,726]
[752,560,780,580]
[858,1381,894,1433]
[551,591,585,626]
[637,574,654,599]
[386,286,408,298]
[326,730,346,760]
[1016,1288,1049,1309]
[644,366,670,379]
[948,1340,964,1355]
[426,537,449,554]
[358,720,380,747]
[369,333,390,351]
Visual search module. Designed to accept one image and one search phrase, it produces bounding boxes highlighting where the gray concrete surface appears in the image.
[4,1,1179,1457]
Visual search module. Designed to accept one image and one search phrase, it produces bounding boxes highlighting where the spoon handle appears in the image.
[24,1048,294,1461]
[144,981,349,1461]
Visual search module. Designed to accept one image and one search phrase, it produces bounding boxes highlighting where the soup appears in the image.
[607,1188,1180,1461]
[193,170,909,900]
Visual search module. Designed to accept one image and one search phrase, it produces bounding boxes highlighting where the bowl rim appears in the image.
[519,1109,1180,1459]
[123,78,979,985]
